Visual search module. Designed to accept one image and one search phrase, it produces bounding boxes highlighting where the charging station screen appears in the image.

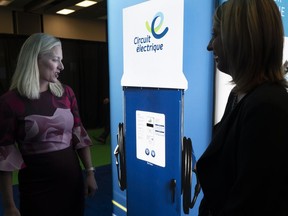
[136,110,166,167]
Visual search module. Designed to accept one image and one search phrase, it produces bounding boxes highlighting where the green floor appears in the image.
[87,128,111,167]
[12,128,111,184]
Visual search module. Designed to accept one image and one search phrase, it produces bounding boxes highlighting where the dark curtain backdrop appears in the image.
[0,33,109,129]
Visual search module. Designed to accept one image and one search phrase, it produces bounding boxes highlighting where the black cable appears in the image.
[182,137,201,214]
[182,137,192,214]
[114,122,127,191]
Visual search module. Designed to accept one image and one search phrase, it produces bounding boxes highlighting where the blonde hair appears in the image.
[220,0,286,93]
[10,33,64,99]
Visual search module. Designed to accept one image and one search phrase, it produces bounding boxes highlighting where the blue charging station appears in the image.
[114,1,190,215]
[123,88,184,215]
[108,0,216,215]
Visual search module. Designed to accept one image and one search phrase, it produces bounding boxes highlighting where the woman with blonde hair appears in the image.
[0,33,97,216]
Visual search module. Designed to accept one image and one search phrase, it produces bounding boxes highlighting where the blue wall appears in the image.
[182,1,215,215]
[108,1,215,215]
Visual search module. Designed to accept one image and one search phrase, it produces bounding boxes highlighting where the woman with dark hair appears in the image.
[197,0,288,215]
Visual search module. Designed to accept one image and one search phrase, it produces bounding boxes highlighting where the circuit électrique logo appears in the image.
[146,12,169,39]
[133,12,169,53]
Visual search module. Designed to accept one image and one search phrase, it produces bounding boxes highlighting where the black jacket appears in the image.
[197,83,288,216]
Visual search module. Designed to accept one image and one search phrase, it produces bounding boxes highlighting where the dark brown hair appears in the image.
[220,0,287,93]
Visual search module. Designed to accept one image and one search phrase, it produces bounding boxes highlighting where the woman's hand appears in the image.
[85,171,98,197]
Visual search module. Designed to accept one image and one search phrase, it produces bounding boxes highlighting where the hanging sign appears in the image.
[274,1,288,64]
[274,0,287,35]
[121,0,187,90]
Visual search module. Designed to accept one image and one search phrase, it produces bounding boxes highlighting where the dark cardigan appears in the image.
[197,83,288,216]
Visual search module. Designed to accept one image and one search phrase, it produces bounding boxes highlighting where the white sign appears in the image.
[136,110,166,167]
[122,0,187,90]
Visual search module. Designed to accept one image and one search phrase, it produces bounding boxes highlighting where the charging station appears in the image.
[113,0,198,215]
[108,0,216,215]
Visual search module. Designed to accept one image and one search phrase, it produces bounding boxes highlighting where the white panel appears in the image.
[122,0,187,89]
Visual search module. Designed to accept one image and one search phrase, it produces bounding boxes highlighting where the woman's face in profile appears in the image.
[207,23,227,73]
[38,45,64,90]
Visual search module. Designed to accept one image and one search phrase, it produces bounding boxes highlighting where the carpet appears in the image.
[85,165,112,216]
